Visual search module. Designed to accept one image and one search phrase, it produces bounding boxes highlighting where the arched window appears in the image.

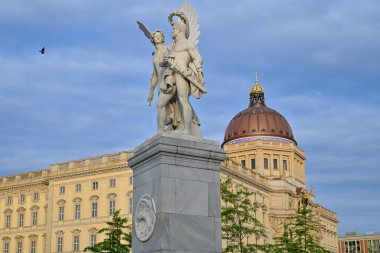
[4,209,12,228]
[28,234,38,253]
[107,194,117,216]
[89,196,99,218]
[57,200,66,221]
[16,207,26,227]
[88,228,98,247]
[71,229,81,252]
[55,230,64,252]
[30,205,40,226]
[73,198,82,220]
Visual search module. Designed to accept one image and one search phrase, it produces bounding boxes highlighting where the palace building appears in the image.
[0,76,338,252]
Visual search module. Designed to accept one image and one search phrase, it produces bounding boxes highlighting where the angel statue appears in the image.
[137,2,206,138]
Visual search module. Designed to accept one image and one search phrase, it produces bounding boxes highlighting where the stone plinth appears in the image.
[128,133,225,253]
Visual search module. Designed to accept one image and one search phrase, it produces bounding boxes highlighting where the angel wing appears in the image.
[179,2,200,45]
[136,20,152,41]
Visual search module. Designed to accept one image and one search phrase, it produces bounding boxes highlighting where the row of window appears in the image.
[241,158,288,170]
[2,235,94,253]
[59,178,133,195]
[56,234,97,252]
[5,193,40,205]
[4,212,39,228]
[57,199,133,221]
[3,241,35,253]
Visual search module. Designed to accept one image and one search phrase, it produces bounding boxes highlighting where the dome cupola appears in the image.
[223,74,296,146]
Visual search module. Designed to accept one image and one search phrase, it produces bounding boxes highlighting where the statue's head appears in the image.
[172,22,187,39]
[151,30,165,44]
[169,12,189,39]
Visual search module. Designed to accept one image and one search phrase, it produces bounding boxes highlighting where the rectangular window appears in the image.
[264,158,269,169]
[33,192,39,201]
[273,159,278,170]
[92,181,98,190]
[90,235,97,247]
[57,237,63,252]
[110,179,116,188]
[17,241,22,253]
[251,159,256,170]
[4,242,9,253]
[59,207,65,221]
[73,236,80,251]
[92,203,98,218]
[129,198,133,214]
[6,214,11,228]
[20,194,25,203]
[283,160,288,170]
[129,177,133,185]
[75,184,81,192]
[75,204,81,219]
[109,200,116,216]
[30,240,36,253]
[59,186,65,194]
[7,196,12,204]
[19,213,24,227]
[32,212,38,226]
[241,159,246,168]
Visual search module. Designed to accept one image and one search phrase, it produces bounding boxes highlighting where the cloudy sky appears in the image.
[1,0,379,235]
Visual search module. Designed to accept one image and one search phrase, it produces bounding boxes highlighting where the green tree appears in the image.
[271,196,329,253]
[221,177,268,253]
[84,210,132,253]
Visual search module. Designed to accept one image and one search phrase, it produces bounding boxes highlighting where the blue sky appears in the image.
[1,0,379,235]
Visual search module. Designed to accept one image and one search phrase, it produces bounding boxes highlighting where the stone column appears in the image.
[128,133,225,253]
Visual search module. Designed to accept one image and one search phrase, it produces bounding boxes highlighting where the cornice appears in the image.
[0,180,49,192]
[47,164,130,181]
[221,166,272,193]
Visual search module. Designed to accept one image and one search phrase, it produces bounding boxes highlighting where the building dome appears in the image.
[223,74,296,146]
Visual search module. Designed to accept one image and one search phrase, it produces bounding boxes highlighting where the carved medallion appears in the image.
[134,194,156,242]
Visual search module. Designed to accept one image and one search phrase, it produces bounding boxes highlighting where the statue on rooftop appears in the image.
[137,2,206,138]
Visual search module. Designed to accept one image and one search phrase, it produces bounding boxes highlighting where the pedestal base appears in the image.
[128,133,225,253]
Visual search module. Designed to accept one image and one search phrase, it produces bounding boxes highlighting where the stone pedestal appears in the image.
[128,133,225,253]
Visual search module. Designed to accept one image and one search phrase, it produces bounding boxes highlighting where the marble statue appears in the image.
[137,2,206,138]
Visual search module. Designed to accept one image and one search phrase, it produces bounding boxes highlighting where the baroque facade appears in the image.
[0,77,338,252]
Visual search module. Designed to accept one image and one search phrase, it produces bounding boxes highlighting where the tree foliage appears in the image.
[221,177,267,253]
[84,210,132,253]
[271,199,329,253]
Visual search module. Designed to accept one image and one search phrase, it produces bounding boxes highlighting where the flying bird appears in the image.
[39,47,45,54]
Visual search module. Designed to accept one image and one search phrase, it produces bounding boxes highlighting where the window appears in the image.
[17,241,22,253]
[92,202,98,218]
[20,194,25,203]
[129,177,133,185]
[109,200,116,216]
[273,159,278,170]
[250,159,256,170]
[59,186,65,194]
[75,204,81,219]
[241,159,246,168]
[4,242,9,253]
[264,158,269,169]
[18,213,24,227]
[75,184,81,192]
[57,236,63,252]
[90,235,97,247]
[32,212,38,226]
[92,181,98,190]
[7,196,12,204]
[129,198,133,214]
[283,160,288,170]
[5,214,11,228]
[73,236,80,251]
[30,241,36,253]
[59,207,65,221]
[33,192,39,201]
[110,179,116,188]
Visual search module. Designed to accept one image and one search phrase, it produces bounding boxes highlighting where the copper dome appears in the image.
[223,75,296,146]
